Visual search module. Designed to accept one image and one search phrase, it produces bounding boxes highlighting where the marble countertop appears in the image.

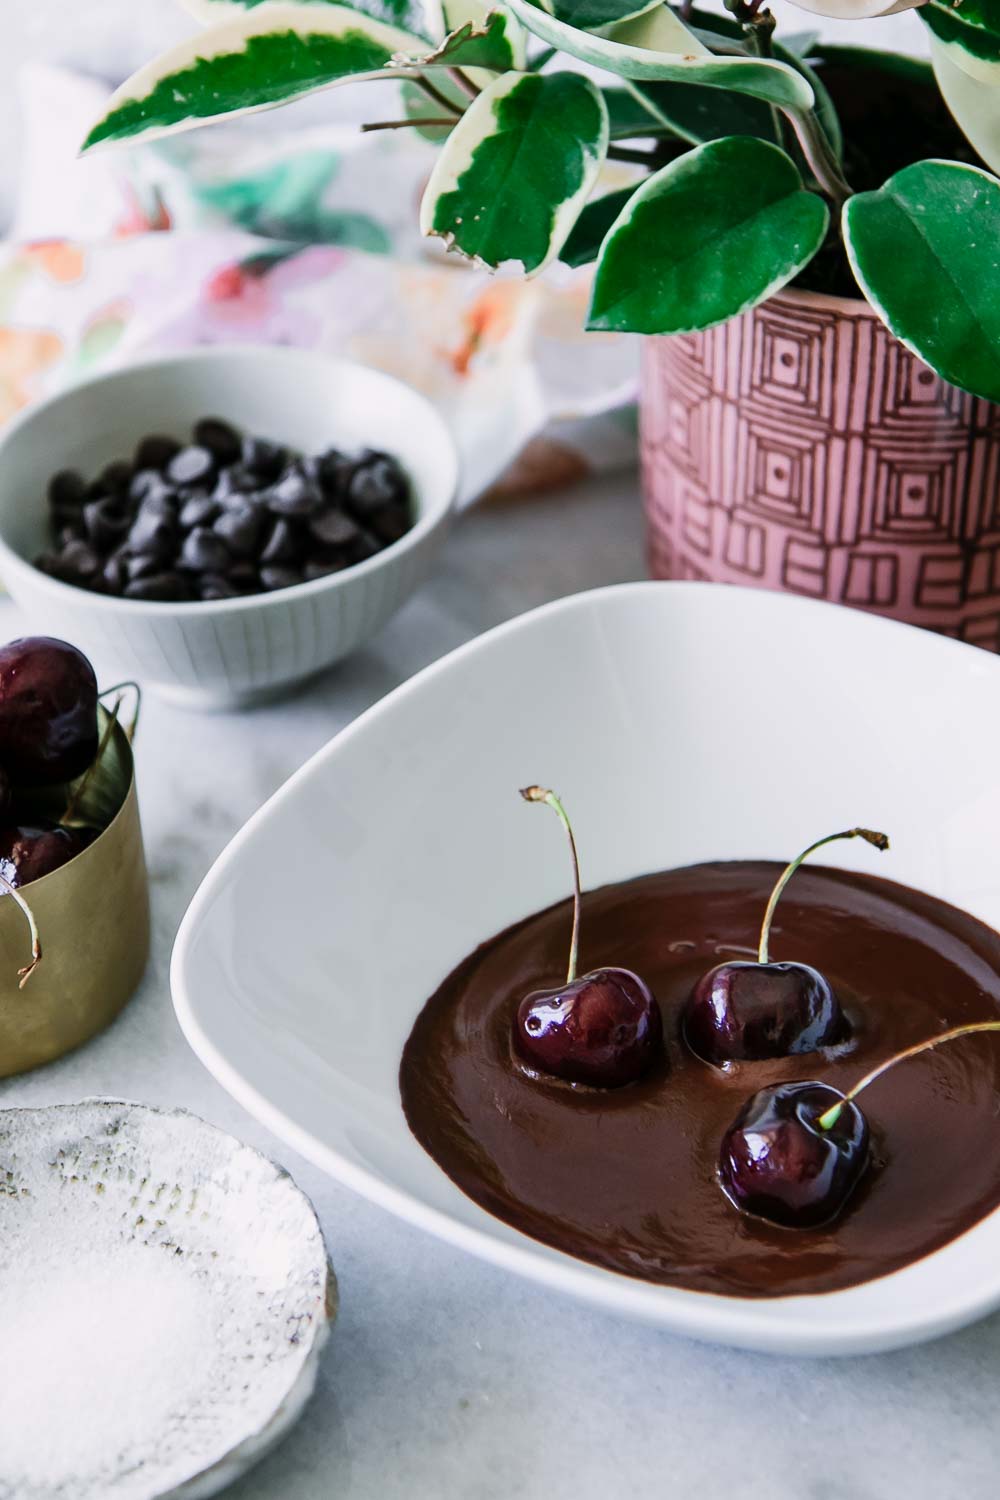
[2,474,998,1500]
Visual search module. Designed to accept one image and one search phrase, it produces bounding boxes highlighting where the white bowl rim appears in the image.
[171,581,1000,1354]
[0,345,459,619]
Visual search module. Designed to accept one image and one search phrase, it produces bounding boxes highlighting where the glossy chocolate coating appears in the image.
[400,862,1000,1297]
[514,966,663,1088]
[685,959,845,1065]
[719,1081,869,1228]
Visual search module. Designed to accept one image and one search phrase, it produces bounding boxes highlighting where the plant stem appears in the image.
[410,72,464,116]
[758,826,889,964]
[449,67,481,99]
[520,785,581,985]
[362,117,456,133]
[817,1022,1000,1131]
[0,872,41,987]
[783,106,853,209]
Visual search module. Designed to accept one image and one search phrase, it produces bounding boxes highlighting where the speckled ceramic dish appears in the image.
[0,1100,335,1500]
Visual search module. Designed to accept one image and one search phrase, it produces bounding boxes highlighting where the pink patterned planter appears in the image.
[640,285,1000,650]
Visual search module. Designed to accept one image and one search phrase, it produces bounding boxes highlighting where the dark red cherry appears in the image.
[719,1081,869,1228]
[686,827,889,1067]
[684,960,845,1065]
[514,966,663,1088]
[0,637,98,784]
[0,822,93,887]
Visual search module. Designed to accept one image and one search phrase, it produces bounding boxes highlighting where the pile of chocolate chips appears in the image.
[34,418,413,603]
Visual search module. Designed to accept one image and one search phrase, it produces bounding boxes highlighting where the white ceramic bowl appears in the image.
[0,348,458,709]
[172,582,1000,1355]
[0,1099,334,1499]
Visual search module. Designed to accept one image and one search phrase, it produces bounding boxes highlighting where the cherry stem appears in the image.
[520,785,580,985]
[62,696,121,827]
[758,826,889,964]
[0,872,41,988]
[817,1021,1000,1131]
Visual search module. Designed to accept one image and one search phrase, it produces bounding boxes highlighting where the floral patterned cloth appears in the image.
[1,64,639,503]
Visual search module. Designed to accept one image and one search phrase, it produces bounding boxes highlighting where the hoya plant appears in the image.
[84,0,1000,401]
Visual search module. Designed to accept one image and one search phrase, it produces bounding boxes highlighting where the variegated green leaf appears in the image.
[503,0,814,112]
[843,159,1000,402]
[420,70,608,273]
[549,0,662,35]
[922,0,1000,83]
[588,136,828,334]
[929,32,1000,174]
[179,0,431,39]
[603,85,676,137]
[83,2,428,152]
[560,184,636,265]
[403,9,526,70]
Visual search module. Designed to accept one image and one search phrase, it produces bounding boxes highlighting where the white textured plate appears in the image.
[0,1100,334,1500]
[172,581,1000,1355]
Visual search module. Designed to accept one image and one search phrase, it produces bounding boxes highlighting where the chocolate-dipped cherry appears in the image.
[512,786,662,1087]
[684,826,889,1066]
[0,636,98,784]
[719,1080,869,1228]
[722,1020,1000,1229]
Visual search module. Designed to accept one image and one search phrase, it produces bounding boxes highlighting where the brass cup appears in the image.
[0,710,149,1078]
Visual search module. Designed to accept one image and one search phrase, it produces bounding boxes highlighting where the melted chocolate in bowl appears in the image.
[400,863,1000,1297]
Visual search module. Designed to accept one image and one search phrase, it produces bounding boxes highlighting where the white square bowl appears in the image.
[171,582,1000,1354]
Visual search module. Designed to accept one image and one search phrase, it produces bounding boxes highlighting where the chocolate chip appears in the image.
[179,527,231,573]
[199,573,241,601]
[228,561,259,591]
[259,518,301,566]
[127,508,177,561]
[84,498,130,550]
[213,504,264,558]
[267,467,321,518]
[369,501,411,546]
[309,508,361,549]
[127,552,160,582]
[347,456,408,517]
[242,436,287,480]
[130,468,171,504]
[99,460,133,496]
[167,445,215,487]
[259,564,303,592]
[102,553,129,592]
[48,469,86,509]
[56,539,101,580]
[135,434,181,471]
[304,558,347,581]
[194,417,242,466]
[179,495,221,530]
[56,518,86,546]
[124,571,189,602]
[213,465,258,500]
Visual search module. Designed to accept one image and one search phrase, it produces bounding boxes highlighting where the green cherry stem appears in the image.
[817,1021,1000,1132]
[758,826,890,964]
[520,785,580,985]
